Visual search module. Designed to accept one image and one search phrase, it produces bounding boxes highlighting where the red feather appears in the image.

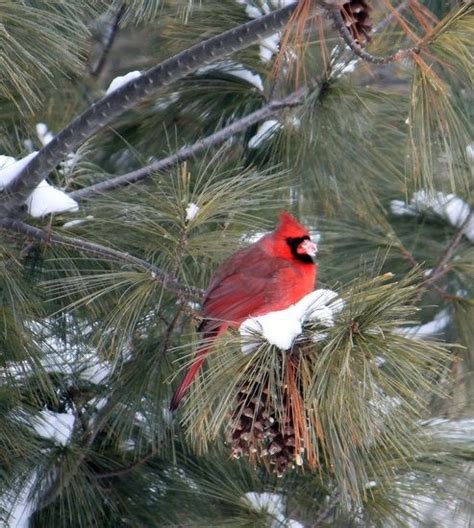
[170,212,317,410]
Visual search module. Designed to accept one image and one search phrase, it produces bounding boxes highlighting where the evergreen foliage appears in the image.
[0,0,472,526]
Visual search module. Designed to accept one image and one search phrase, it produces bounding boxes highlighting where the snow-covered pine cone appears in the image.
[229,382,305,477]
[339,0,373,46]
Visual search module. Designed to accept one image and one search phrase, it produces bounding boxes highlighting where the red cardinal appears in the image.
[170,212,317,410]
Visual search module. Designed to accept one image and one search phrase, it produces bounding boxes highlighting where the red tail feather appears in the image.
[169,351,207,411]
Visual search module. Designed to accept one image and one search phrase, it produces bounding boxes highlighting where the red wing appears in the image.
[202,246,291,326]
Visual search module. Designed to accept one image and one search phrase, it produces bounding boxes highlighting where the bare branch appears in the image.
[90,3,126,78]
[70,89,306,200]
[330,7,419,64]
[423,210,473,286]
[0,3,299,217]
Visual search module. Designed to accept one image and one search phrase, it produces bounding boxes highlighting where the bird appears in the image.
[169,211,317,410]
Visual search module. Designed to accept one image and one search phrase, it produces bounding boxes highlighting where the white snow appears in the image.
[0,152,38,189]
[391,190,474,242]
[396,308,450,338]
[248,120,281,148]
[79,361,112,385]
[62,215,95,229]
[424,418,474,443]
[466,143,474,162]
[0,152,79,217]
[243,491,303,527]
[235,0,296,62]
[185,202,200,222]
[26,180,79,217]
[105,70,142,95]
[239,289,343,351]
[197,61,264,91]
[0,472,37,528]
[225,66,264,91]
[36,123,54,146]
[260,33,281,62]
[32,409,75,446]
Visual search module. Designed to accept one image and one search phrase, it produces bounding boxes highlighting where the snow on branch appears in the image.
[391,190,474,243]
[0,154,78,218]
[0,3,298,217]
[69,89,306,200]
[243,491,304,528]
[240,289,344,351]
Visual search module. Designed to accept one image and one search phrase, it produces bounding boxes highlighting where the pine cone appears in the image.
[228,381,305,477]
[340,0,373,46]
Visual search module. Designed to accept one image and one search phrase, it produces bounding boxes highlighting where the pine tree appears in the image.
[0,1,472,526]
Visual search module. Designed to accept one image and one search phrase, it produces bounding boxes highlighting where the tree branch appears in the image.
[95,445,160,480]
[70,89,306,200]
[90,3,126,78]
[423,210,473,287]
[0,217,203,308]
[330,7,419,64]
[0,2,299,217]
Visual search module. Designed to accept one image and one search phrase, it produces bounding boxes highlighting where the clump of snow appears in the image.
[31,409,75,446]
[391,190,474,242]
[105,70,142,95]
[198,61,264,91]
[227,66,264,91]
[26,180,79,218]
[0,152,79,217]
[243,491,304,528]
[62,215,95,229]
[235,0,296,62]
[240,289,343,351]
[36,123,54,146]
[79,361,112,385]
[397,308,450,338]
[185,202,200,222]
[260,33,281,62]
[0,152,38,189]
[248,120,281,149]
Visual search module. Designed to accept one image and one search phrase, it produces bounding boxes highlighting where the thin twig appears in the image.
[423,210,473,286]
[330,7,419,64]
[69,89,306,200]
[373,0,410,34]
[0,217,204,308]
[90,3,126,78]
[95,445,160,480]
[0,2,299,217]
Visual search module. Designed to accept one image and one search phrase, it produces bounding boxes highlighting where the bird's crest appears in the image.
[275,211,309,238]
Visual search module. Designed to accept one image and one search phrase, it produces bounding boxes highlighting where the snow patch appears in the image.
[240,289,343,351]
[26,180,79,217]
[466,143,474,162]
[397,309,450,338]
[0,152,38,189]
[227,67,264,91]
[248,120,281,148]
[36,123,54,146]
[185,202,200,222]
[62,216,95,229]
[391,190,473,242]
[0,152,79,217]
[243,491,303,527]
[0,472,37,528]
[235,0,296,62]
[32,409,75,446]
[105,70,142,95]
